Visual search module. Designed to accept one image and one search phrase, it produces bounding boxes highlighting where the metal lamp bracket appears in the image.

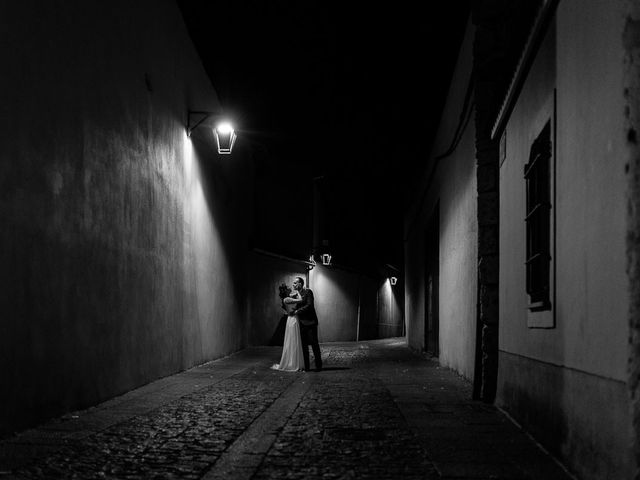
[187,110,221,137]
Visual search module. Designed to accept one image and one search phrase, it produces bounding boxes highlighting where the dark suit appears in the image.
[295,288,322,370]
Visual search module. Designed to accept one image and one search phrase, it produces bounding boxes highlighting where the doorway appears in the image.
[424,204,439,357]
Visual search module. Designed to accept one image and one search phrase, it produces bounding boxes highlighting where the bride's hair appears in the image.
[278,283,292,310]
[278,283,292,299]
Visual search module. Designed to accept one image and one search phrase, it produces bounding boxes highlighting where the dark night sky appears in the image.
[177,1,470,274]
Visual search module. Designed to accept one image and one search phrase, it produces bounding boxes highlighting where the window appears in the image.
[524,121,551,311]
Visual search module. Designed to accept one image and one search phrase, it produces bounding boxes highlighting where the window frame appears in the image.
[524,91,556,329]
[524,121,552,311]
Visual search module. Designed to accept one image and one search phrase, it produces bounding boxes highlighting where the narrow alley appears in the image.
[0,339,571,480]
[3,2,639,477]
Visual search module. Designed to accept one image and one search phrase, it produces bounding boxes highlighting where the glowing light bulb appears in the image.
[216,122,233,134]
[214,122,237,154]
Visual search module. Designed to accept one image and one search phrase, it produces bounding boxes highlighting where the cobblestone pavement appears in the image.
[0,339,575,480]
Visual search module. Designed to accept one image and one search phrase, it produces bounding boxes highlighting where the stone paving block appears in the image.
[429,447,510,465]
[36,415,117,434]
[425,403,469,413]
[434,461,527,479]
[0,443,62,472]
[424,437,501,460]
[416,425,494,440]
[459,413,510,426]
[6,430,74,445]
[487,434,545,456]
[407,413,469,429]
[512,457,574,480]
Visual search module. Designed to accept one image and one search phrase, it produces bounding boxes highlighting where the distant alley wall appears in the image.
[247,252,401,345]
[0,0,252,435]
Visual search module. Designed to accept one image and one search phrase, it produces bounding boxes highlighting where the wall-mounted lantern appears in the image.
[321,253,332,266]
[214,122,237,154]
[390,276,398,285]
[187,110,237,154]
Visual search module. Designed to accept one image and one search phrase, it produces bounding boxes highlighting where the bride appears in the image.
[271,283,304,371]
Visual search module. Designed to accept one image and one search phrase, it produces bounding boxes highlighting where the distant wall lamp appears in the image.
[321,253,332,266]
[187,110,237,154]
[390,276,398,285]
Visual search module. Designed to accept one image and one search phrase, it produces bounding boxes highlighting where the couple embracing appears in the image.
[272,277,323,372]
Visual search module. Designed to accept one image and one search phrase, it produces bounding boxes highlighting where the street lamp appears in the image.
[213,122,237,154]
[187,110,237,154]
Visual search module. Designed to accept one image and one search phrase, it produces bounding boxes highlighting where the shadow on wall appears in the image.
[247,252,309,346]
[267,314,288,346]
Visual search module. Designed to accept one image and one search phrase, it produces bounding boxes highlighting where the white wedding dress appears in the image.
[271,295,304,372]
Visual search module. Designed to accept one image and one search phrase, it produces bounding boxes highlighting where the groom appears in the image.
[291,276,322,372]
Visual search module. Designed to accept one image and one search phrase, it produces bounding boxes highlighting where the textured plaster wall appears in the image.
[309,266,359,343]
[404,20,478,379]
[356,275,379,341]
[497,1,631,477]
[0,0,252,435]
[377,279,404,339]
[310,266,401,343]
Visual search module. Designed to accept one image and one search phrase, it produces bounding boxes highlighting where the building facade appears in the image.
[405,1,638,477]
